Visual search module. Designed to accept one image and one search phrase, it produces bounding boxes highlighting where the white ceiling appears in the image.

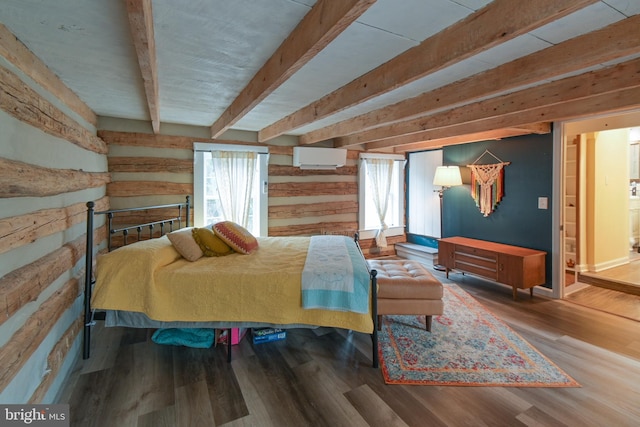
[0,0,639,145]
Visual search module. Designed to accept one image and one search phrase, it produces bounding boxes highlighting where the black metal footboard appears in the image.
[83,197,191,359]
[370,269,378,368]
[354,233,378,368]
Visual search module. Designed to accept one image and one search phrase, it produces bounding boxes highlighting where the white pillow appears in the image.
[167,227,203,261]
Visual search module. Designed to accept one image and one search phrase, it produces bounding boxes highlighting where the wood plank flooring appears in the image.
[578,255,640,295]
[58,270,640,426]
[565,284,640,322]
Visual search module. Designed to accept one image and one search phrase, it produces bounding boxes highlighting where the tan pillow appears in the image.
[212,221,259,254]
[167,227,203,262]
[192,227,234,257]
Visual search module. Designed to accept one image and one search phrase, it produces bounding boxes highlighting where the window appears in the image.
[358,153,405,240]
[194,143,268,236]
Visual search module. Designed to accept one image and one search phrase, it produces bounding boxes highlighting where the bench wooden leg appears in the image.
[425,315,432,332]
[377,315,382,331]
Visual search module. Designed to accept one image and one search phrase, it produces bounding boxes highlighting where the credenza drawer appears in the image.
[454,261,498,280]
[454,252,496,270]
[455,245,496,260]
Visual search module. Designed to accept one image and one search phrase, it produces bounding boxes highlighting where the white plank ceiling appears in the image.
[0,0,639,151]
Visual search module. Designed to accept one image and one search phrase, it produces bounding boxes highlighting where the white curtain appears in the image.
[365,158,394,247]
[210,150,256,228]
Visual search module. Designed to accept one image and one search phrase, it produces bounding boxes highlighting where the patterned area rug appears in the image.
[378,284,580,387]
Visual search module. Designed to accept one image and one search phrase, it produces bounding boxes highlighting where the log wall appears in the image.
[0,27,108,404]
[100,130,403,257]
[0,22,404,404]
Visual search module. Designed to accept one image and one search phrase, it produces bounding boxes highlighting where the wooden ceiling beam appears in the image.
[258,0,597,142]
[362,84,640,152]
[126,0,160,133]
[361,119,549,151]
[338,57,640,147]
[209,0,376,139]
[392,127,546,153]
[300,15,640,145]
[506,123,552,135]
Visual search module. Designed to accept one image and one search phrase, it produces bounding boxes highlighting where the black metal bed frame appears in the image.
[83,197,191,360]
[82,196,379,368]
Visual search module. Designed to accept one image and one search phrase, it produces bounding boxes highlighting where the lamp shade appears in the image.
[433,166,462,187]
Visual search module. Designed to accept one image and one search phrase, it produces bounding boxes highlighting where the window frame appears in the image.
[193,142,269,236]
[358,152,406,240]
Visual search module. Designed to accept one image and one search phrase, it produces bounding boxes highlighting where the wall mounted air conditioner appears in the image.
[292,147,347,170]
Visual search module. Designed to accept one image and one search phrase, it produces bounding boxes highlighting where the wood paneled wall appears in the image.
[0,23,108,403]
[100,132,401,257]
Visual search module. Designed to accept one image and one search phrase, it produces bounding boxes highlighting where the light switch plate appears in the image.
[538,197,548,209]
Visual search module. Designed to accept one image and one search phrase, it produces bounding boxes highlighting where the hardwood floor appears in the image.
[577,254,640,296]
[565,284,640,322]
[58,271,640,426]
[568,252,640,319]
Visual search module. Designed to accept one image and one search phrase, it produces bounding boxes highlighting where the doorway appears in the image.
[558,111,640,320]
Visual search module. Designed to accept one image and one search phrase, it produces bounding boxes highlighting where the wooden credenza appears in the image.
[438,237,546,300]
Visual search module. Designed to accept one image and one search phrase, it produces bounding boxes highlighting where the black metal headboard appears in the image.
[83,196,191,359]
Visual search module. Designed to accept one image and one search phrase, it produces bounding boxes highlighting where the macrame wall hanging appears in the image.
[467,150,511,217]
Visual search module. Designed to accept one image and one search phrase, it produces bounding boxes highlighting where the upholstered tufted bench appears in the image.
[368,259,444,331]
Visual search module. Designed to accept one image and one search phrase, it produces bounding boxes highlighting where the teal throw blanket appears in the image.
[151,328,215,348]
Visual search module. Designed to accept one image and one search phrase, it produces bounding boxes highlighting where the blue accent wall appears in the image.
[442,133,554,287]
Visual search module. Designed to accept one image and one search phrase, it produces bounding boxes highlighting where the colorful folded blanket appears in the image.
[151,328,215,348]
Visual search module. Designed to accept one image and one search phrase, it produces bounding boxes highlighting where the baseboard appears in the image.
[588,257,630,273]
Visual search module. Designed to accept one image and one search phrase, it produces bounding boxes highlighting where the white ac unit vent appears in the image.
[292,147,347,170]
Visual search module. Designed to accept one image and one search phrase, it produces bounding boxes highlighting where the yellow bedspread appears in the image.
[92,235,373,333]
